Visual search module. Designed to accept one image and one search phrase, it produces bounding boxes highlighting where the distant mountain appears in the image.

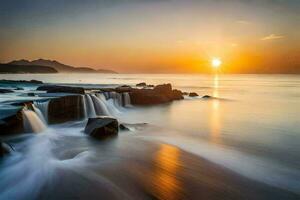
[8,59,117,73]
[0,64,58,74]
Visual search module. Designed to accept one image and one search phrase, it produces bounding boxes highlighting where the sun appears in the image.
[211,58,222,69]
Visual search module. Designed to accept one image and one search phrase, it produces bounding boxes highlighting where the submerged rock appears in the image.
[0,89,14,93]
[48,95,84,124]
[37,85,84,94]
[84,117,118,139]
[136,82,147,87]
[202,95,212,99]
[189,92,199,97]
[0,141,13,156]
[119,123,130,131]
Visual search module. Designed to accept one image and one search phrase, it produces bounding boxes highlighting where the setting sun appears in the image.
[212,58,222,69]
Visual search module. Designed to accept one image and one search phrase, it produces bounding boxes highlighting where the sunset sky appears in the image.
[0,0,299,73]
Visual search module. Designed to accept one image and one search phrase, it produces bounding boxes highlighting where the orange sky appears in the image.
[0,0,299,73]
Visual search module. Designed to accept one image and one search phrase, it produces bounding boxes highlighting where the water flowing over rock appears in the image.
[32,101,49,124]
[22,109,47,133]
[84,117,118,139]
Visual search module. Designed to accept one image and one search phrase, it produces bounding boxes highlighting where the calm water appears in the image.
[0,74,300,199]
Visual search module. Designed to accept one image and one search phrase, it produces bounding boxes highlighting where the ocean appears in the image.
[0,73,299,199]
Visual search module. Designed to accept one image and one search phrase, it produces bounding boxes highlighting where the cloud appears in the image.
[261,34,284,41]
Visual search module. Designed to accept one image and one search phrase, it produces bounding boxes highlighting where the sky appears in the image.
[0,0,299,73]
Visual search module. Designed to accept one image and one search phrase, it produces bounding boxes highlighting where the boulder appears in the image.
[0,89,14,93]
[183,92,188,95]
[84,117,118,139]
[37,85,84,94]
[189,92,199,97]
[129,83,183,105]
[0,141,14,156]
[48,95,84,124]
[136,82,147,87]
[147,84,154,87]
[115,85,132,93]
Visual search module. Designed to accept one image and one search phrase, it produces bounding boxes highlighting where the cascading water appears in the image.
[22,109,47,133]
[81,95,88,118]
[33,101,49,123]
[123,93,131,107]
[90,94,110,116]
[85,94,97,118]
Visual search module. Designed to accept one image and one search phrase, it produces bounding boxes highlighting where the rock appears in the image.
[27,93,35,96]
[115,85,132,93]
[15,87,24,90]
[29,79,43,84]
[0,111,24,135]
[136,82,147,87]
[0,141,14,156]
[37,85,84,94]
[172,89,184,100]
[202,95,212,99]
[183,92,189,95]
[84,117,118,139]
[119,124,130,131]
[0,79,43,84]
[189,92,199,97]
[48,95,84,124]
[129,83,183,105]
[0,89,14,93]
[147,85,154,87]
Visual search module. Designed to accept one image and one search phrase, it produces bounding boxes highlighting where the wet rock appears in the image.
[15,87,24,90]
[0,111,24,135]
[129,83,183,105]
[189,92,199,97]
[48,95,84,124]
[119,124,130,131]
[0,141,14,156]
[202,95,212,99]
[37,85,84,94]
[27,93,35,97]
[183,92,189,95]
[0,89,14,93]
[115,85,132,93]
[136,82,147,87]
[147,84,154,87]
[84,117,118,139]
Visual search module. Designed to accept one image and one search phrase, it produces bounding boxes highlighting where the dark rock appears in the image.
[29,79,43,84]
[129,83,183,105]
[136,82,147,87]
[119,124,130,131]
[27,93,35,96]
[48,95,84,124]
[0,79,43,84]
[0,89,14,93]
[115,85,132,93]
[147,85,154,87]
[183,92,189,95]
[0,141,14,156]
[15,87,24,90]
[202,95,212,99]
[189,92,199,97]
[172,89,184,100]
[37,85,84,94]
[0,111,24,135]
[84,117,118,139]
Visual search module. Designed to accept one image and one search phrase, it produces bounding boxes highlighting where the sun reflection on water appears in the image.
[210,74,221,143]
[151,144,183,200]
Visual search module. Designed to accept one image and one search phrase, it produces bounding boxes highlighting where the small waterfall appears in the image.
[22,109,47,133]
[85,94,97,118]
[123,92,131,107]
[81,95,88,118]
[33,101,49,123]
[90,94,110,116]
